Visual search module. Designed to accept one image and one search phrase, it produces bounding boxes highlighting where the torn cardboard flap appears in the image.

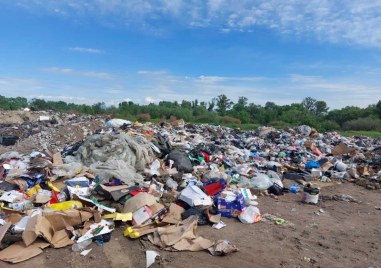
[35,191,52,204]
[22,214,72,248]
[5,169,25,180]
[122,192,157,213]
[0,240,50,263]
[5,213,24,224]
[52,152,64,167]
[332,143,356,156]
[162,203,185,224]
[99,184,130,201]
[22,215,52,246]
[43,209,93,231]
[149,203,165,215]
[148,215,214,252]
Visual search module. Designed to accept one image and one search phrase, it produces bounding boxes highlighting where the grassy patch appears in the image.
[340,130,381,139]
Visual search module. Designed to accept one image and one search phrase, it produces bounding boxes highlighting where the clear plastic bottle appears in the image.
[71,239,92,252]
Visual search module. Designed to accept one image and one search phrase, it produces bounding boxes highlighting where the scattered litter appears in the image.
[322,194,360,203]
[146,250,159,268]
[212,221,227,230]
[80,248,92,256]
[0,115,380,264]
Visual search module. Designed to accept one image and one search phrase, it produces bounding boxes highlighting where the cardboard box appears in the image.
[122,192,157,213]
[43,209,93,230]
[98,184,130,201]
[216,194,246,218]
[132,205,153,226]
[22,215,74,248]
[162,203,185,224]
[178,185,212,207]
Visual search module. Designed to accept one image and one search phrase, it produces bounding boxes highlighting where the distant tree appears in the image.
[314,100,329,116]
[301,97,317,111]
[29,98,48,110]
[327,106,365,126]
[376,100,381,119]
[181,100,192,109]
[191,99,198,108]
[216,94,233,116]
[207,98,216,112]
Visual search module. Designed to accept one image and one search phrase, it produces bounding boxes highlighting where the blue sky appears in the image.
[0,1,381,109]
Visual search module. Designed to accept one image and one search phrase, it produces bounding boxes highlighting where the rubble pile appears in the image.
[0,114,380,265]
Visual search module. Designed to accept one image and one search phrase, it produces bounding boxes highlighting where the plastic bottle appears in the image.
[289,184,300,193]
[71,239,92,252]
[9,200,33,211]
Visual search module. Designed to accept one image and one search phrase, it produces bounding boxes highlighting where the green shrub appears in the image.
[136,113,151,121]
[317,120,341,132]
[221,116,241,124]
[343,117,381,131]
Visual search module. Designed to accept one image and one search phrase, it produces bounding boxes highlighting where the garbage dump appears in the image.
[0,110,380,264]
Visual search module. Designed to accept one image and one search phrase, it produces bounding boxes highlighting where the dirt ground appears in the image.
[2,182,380,268]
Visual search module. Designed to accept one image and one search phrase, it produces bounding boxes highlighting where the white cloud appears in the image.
[42,67,114,80]
[145,96,160,103]
[8,0,381,47]
[137,70,168,75]
[0,77,44,97]
[35,95,89,102]
[1,70,380,109]
[68,47,104,54]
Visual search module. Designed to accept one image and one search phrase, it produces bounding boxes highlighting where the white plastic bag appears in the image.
[251,173,273,190]
[238,206,261,224]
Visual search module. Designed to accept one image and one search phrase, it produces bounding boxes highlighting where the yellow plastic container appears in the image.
[47,200,83,210]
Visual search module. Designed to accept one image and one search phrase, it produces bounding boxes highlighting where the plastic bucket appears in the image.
[302,186,320,204]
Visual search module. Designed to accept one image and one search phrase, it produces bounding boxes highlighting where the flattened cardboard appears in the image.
[35,192,51,204]
[52,152,64,167]
[332,143,356,156]
[50,229,74,248]
[80,207,102,223]
[5,169,25,180]
[22,214,78,248]
[99,184,130,201]
[122,192,157,213]
[5,213,24,224]
[0,240,50,263]
[149,203,165,215]
[148,215,214,252]
[162,203,185,224]
[22,215,52,246]
[43,209,93,231]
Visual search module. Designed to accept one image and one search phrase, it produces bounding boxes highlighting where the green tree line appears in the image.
[1,94,381,132]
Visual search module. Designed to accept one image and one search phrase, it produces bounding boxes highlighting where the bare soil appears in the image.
[2,183,380,268]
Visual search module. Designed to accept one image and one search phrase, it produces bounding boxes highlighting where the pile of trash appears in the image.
[0,110,104,154]
[0,118,380,265]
